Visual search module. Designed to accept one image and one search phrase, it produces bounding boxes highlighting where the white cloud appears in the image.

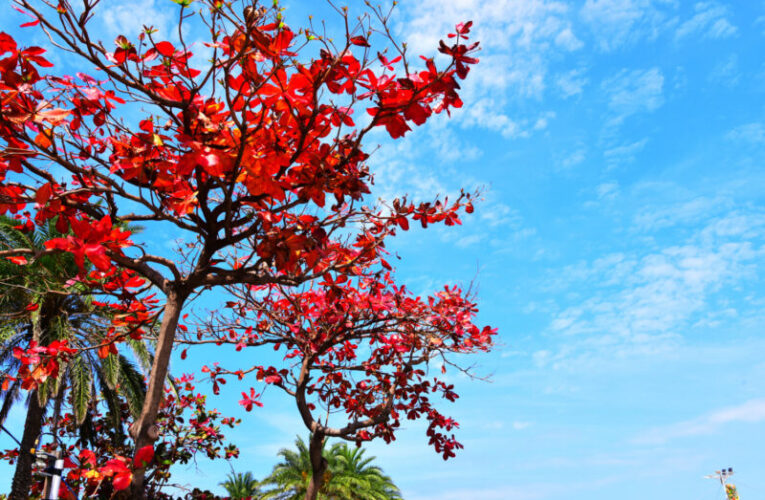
[422,123,484,163]
[407,483,574,500]
[537,208,765,371]
[460,100,555,138]
[726,123,765,145]
[367,135,451,204]
[580,0,677,52]
[396,0,580,136]
[602,68,665,119]
[534,111,556,131]
[555,27,584,50]
[556,68,589,98]
[604,138,649,167]
[101,0,176,39]
[708,54,740,87]
[479,201,525,228]
[559,146,587,169]
[699,211,765,240]
[455,234,485,248]
[634,196,725,231]
[675,1,738,41]
[461,99,525,138]
[439,196,538,251]
[596,181,620,201]
[634,399,765,444]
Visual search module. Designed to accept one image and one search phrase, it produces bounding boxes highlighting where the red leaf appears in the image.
[35,183,52,205]
[6,256,28,265]
[111,472,132,491]
[79,450,96,467]
[84,244,111,271]
[155,41,175,57]
[350,36,370,47]
[456,21,473,34]
[180,349,187,360]
[134,445,154,468]
[38,108,71,126]
[0,33,18,55]
[25,303,39,311]
[34,131,52,149]
[97,344,110,359]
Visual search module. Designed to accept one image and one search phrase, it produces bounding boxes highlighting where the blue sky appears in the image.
[2,1,765,499]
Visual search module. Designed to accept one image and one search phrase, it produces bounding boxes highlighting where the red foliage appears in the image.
[208,266,495,459]
[0,0,487,489]
[0,375,239,497]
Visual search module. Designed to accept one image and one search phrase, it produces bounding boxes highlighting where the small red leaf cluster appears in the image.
[5,340,76,390]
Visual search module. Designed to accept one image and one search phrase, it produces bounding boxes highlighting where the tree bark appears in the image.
[9,390,45,500]
[129,289,186,497]
[304,432,327,500]
[10,298,57,500]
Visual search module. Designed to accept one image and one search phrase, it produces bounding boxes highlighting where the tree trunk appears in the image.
[9,390,45,500]
[10,298,56,499]
[129,290,185,498]
[304,432,327,500]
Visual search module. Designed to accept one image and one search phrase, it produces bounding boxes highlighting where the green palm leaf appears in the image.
[261,436,401,500]
[70,355,92,425]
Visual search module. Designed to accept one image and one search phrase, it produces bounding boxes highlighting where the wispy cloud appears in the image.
[633,195,726,231]
[396,0,582,137]
[559,146,588,169]
[407,475,624,500]
[604,138,649,167]
[580,0,677,52]
[602,68,665,121]
[634,399,765,444]
[675,1,738,41]
[556,68,589,98]
[726,122,765,145]
[101,0,176,39]
[536,208,765,371]
[708,53,741,87]
[596,181,620,201]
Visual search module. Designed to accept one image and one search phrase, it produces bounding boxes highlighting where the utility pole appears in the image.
[705,467,740,500]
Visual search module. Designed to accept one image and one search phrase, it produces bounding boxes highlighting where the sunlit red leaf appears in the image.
[133,445,154,468]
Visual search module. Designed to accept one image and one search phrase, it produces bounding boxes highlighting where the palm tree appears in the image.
[0,216,148,499]
[220,471,263,499]
[261,436,401,500]
[261,436,315,500]
[330,444,401,500]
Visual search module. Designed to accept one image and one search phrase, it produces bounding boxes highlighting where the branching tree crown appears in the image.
[0,0,490,496]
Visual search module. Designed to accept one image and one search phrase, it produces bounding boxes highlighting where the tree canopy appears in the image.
[0,0,491,497]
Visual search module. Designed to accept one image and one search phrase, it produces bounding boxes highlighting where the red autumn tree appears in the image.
[0,0,484,496]
[199,266,494,498]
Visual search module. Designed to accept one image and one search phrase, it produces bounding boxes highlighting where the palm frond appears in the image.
[69,356,92,425]
[116,355,146,419]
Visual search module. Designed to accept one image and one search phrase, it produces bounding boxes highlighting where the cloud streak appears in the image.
[535,207,765,371]
[634,399,765,444]
[675,1,738,41]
